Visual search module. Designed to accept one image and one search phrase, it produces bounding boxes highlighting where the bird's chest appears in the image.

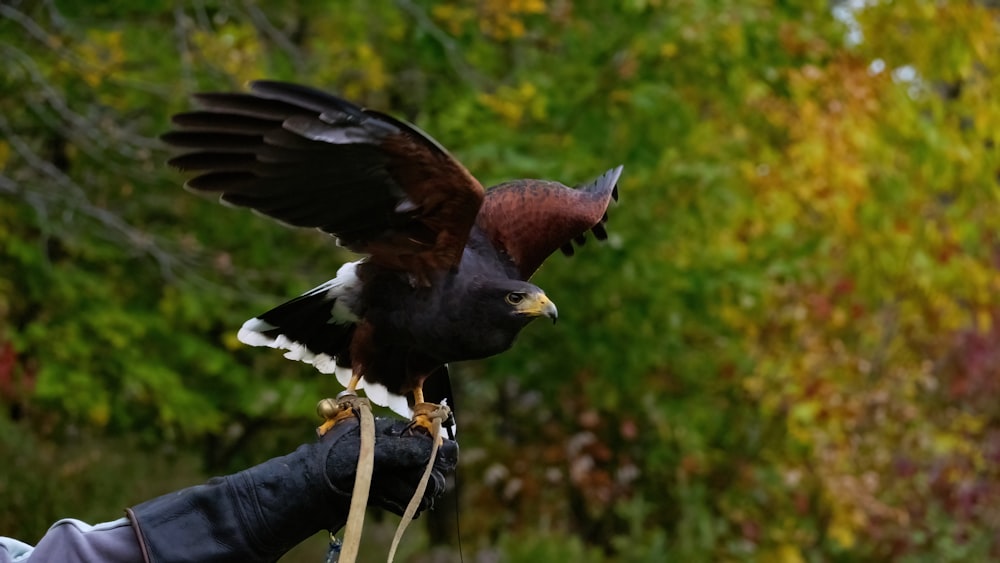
[361,276,517,362]
[420,306,519,361]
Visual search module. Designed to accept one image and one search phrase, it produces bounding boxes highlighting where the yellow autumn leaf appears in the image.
[88,402,111,427]
[222,331,243,352]
[760,544,805,563]
[0,141,10,171]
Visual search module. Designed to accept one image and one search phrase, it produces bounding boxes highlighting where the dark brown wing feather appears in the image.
[163,80,485,281]
[475,166,623,279]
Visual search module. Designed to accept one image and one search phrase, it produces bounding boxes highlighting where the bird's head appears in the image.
[503,284,559,325]
[470,279,558,327]
[444,277,559,359]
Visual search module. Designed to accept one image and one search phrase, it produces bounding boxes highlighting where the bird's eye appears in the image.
[505,292,524,305]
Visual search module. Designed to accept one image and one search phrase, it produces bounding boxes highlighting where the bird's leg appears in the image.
[344,372,362,395]
[316,372,367,437]
[406,382,450,444]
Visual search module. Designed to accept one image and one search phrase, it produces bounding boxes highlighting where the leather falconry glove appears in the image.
[126,417,458,563]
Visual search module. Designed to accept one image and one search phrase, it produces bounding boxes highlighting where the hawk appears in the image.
[163,81,622,434]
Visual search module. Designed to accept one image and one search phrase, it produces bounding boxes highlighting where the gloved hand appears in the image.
[126,417,458,563]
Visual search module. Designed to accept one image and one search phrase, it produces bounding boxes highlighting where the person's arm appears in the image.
[1,417,456,563]
[1,518,142,563]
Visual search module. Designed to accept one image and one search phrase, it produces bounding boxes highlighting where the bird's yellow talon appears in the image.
[316,395,370,437]
[407,402,451,445]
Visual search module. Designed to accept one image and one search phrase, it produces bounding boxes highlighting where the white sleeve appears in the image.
[0,518,143,563]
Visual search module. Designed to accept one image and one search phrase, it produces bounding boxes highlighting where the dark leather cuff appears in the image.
[126,417,457,563]
[127,421,356,563]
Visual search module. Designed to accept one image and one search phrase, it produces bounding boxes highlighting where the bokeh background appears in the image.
[2,1,999,561]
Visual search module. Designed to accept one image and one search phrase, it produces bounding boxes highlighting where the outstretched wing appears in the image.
[163,80,485,281]
[475,166,623,279]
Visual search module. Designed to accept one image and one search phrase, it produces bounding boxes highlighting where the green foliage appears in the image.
[0,415,204,543]
[2,0,999,561]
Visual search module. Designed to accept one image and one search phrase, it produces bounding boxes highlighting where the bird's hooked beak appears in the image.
[518,292,559,324]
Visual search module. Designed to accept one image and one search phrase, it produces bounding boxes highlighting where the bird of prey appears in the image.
[163,81,621,434]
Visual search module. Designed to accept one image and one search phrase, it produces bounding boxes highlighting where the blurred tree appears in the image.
[1,0,998,561]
